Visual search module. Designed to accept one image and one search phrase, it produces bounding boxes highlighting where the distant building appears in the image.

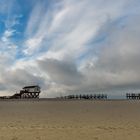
[10,85,41,99]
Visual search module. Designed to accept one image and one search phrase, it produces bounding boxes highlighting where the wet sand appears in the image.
[0,100,140,140]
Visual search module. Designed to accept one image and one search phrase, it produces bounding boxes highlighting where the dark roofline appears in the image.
[23,85,40,89]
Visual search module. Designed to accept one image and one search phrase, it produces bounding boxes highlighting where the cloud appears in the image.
[23,0,109,56]
[0,68,46,95]
[38,58,83,86]
[1,29,16,42]
[23,0,125,60]
[0,0,140,98]
[79,14,140,92]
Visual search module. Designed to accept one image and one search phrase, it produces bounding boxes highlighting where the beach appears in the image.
[0,100,140,140]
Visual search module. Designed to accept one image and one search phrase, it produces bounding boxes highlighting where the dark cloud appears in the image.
[0,69,45,93]
[81,14,140,92]
[38,59,83,86]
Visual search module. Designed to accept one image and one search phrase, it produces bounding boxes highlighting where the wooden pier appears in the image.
[126,93,140,100]
[57,94,108,100]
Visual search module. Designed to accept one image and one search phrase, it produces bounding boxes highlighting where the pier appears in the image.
[126,93,140,100]
[57,94,108,100]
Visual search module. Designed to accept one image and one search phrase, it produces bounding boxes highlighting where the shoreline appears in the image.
[0,98,137,102]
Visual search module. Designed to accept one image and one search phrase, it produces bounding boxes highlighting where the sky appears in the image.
[0,0,140,98]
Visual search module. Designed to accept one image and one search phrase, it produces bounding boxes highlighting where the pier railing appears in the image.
[126,93,140,100]
[57,94,108,100]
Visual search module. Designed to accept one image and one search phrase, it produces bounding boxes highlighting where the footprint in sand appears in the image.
[93,137,99,140]
[11,136,18,140]
[36,136,41,140]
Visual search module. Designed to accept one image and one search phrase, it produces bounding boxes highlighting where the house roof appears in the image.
[23,85,40,89]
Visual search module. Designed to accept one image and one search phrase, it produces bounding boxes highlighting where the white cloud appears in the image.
[1,29,16,42]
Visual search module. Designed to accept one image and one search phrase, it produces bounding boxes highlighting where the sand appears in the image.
[0,100,140,140]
